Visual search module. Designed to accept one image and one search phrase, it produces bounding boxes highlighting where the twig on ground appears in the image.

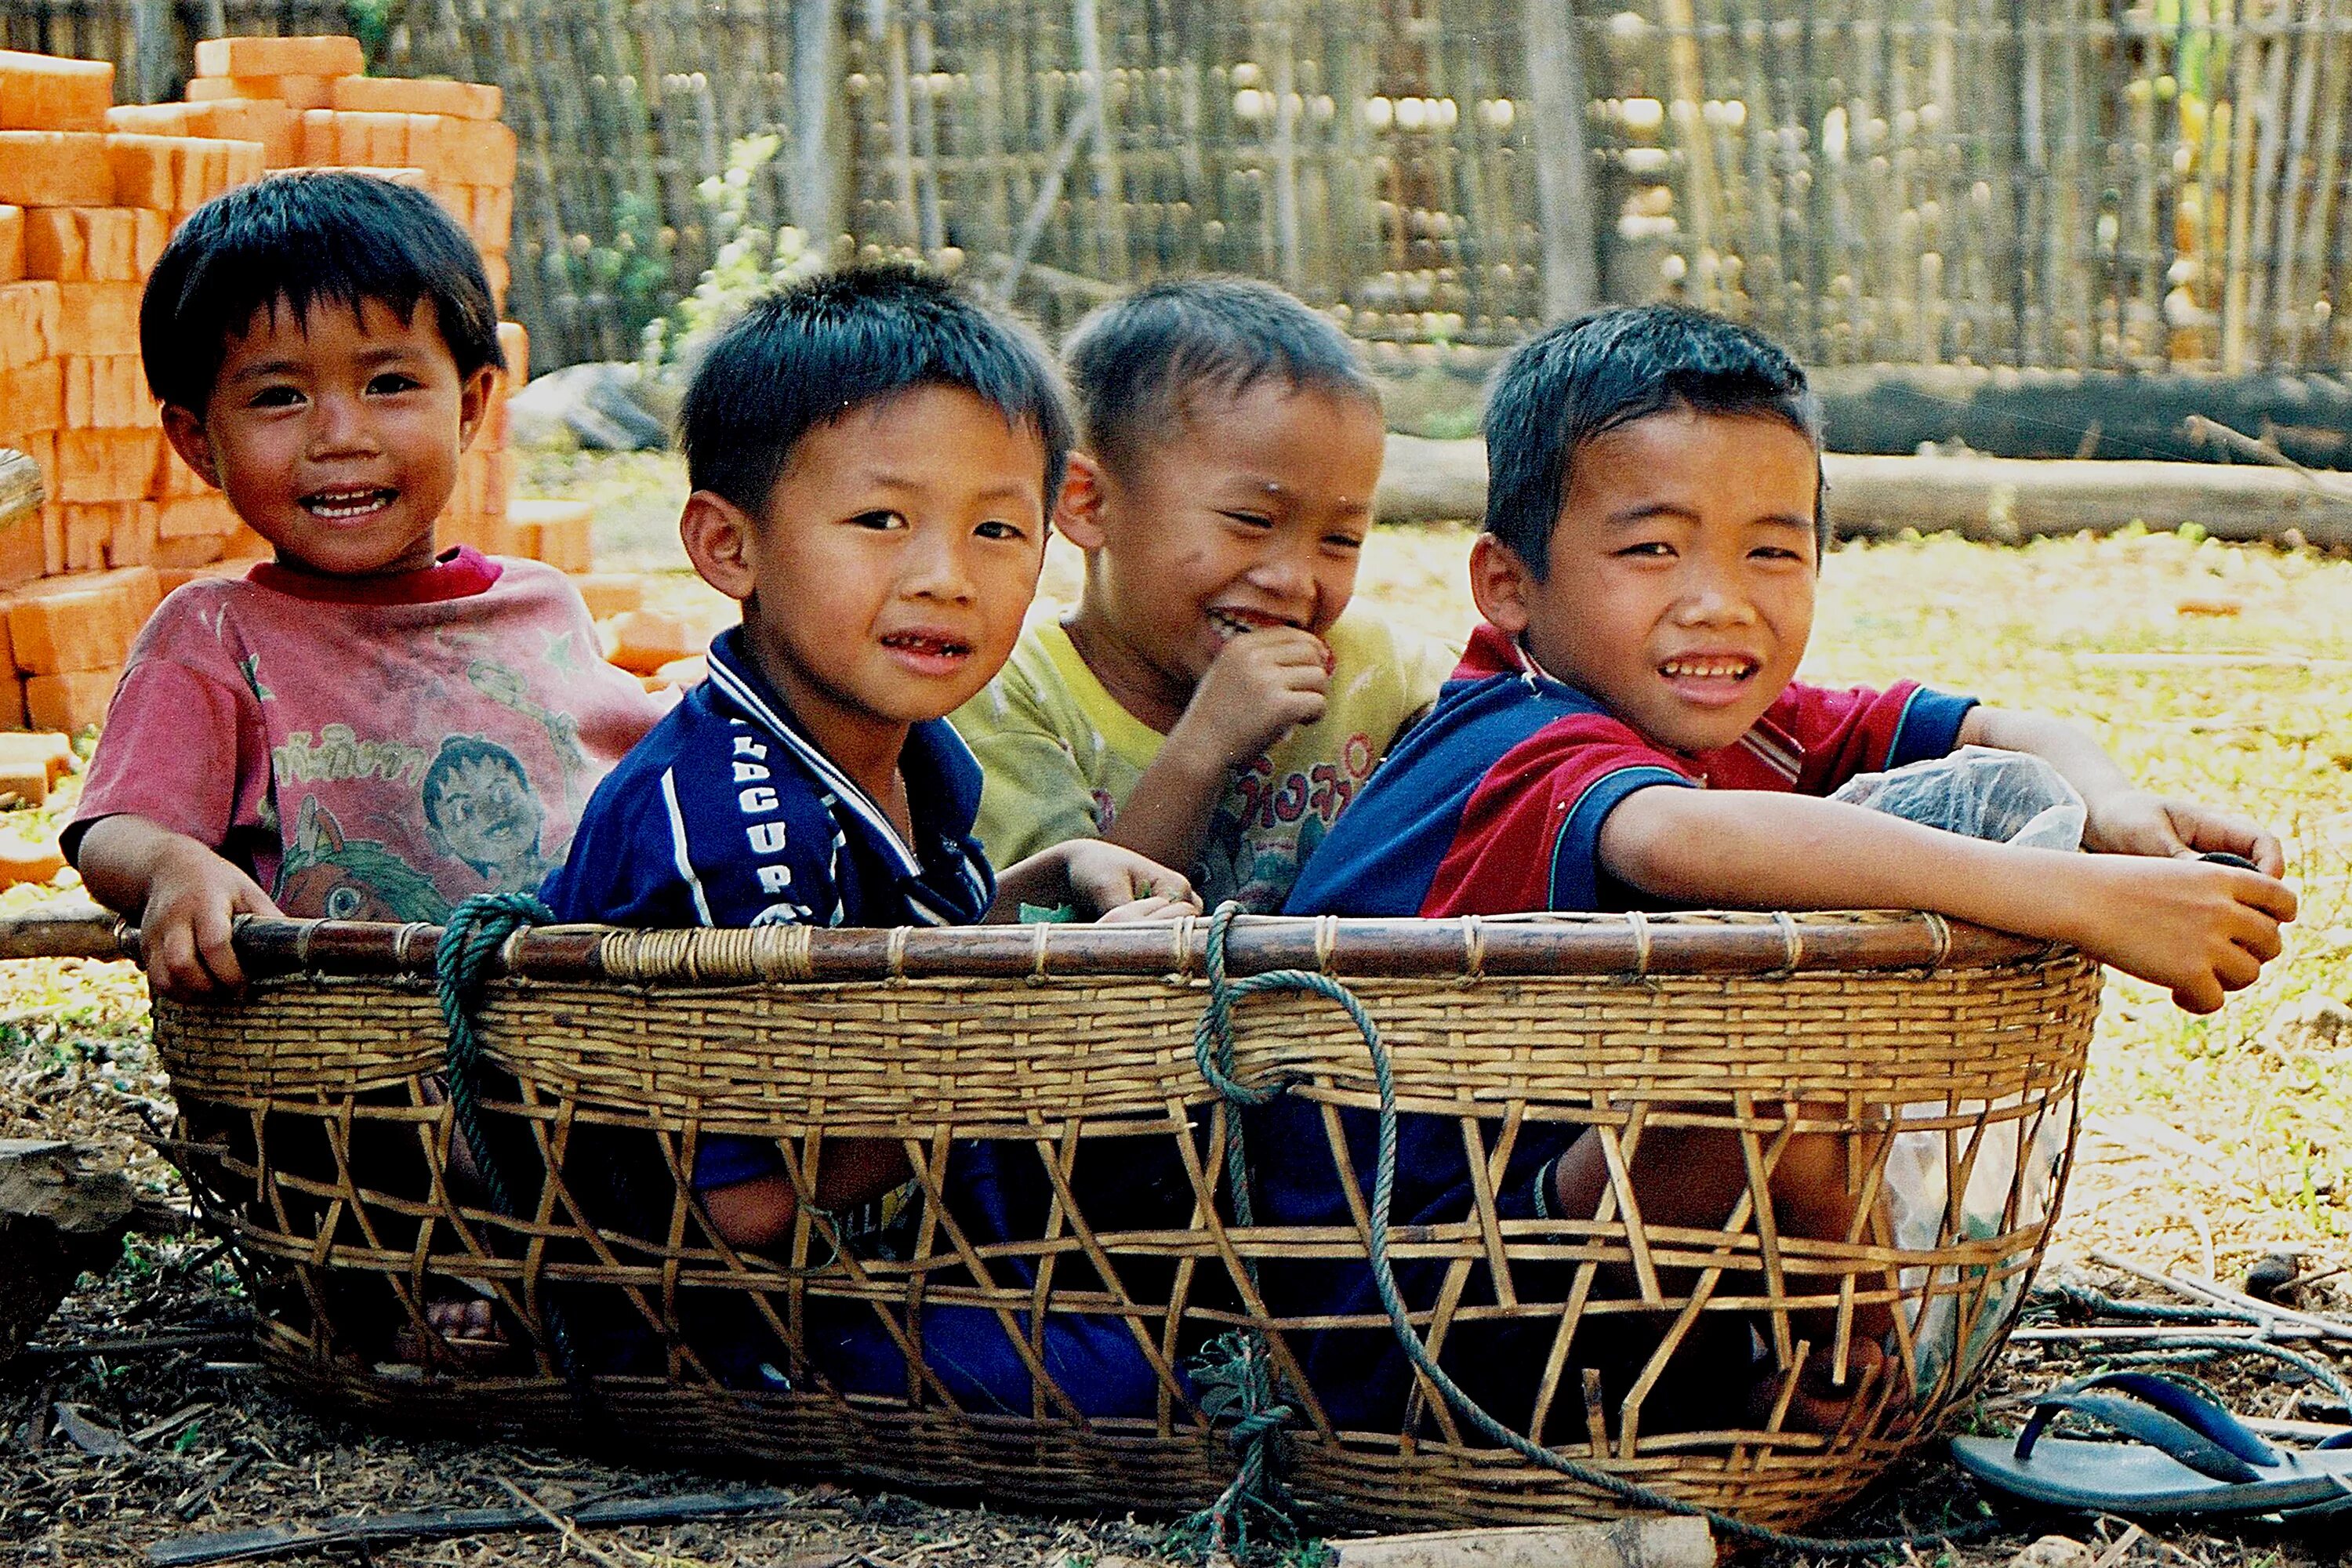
[492,1476,626,1568]
[20,1327,252,1361]
[2088,1522,2145,1568]
[2091,1249,2352,1344]
[2010,1323,2331,1342]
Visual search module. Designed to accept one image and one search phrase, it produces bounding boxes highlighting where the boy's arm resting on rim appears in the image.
[73,814,281,1000]
[985,840,1200,924]
[1958,705,2285,875]
[1596,786,2296,1014]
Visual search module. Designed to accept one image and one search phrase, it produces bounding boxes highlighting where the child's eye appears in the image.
[849,509,909,531]
[366,372,422,396]
[1616,541,1675,559]
[1751,545,1805,563]
[1220,511,1274,531]
[248,385,304,409]
[974,518,1028,542]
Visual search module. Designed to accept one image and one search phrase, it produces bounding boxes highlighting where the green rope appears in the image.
[435,891,587,1387]
[1180,902,2002,1558]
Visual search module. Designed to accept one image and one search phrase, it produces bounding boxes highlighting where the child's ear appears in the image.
[679,490,760,603]
[160,405,222,489]
[452,362,500,452]
[1052,452,1111,550]
[1468,532,1536,636]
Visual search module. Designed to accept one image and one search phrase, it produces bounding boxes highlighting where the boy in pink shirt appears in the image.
[68,172,662,997]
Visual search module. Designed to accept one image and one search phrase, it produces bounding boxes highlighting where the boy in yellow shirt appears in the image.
[952,278,1454,909]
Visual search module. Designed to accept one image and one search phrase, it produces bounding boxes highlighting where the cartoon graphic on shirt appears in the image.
[1198,733,1376,909]
[276,795,455,923]
[467,660,586,787]
[421,736,553,892]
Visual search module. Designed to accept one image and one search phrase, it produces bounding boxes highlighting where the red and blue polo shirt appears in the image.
[1285,621,1978,916]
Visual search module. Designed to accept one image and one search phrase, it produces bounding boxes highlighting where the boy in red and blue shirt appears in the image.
[1282,303,2295,1432]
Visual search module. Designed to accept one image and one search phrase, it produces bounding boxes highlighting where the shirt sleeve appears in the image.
[64,655,269,872]
[1782,681,1980,793]
[953,678,1108,869]
[1424,714,1700,915]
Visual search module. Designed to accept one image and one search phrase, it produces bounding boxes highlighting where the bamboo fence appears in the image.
[7,0,2350,378]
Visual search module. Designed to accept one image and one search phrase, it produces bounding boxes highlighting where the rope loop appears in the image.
[1176,902,2001,1560]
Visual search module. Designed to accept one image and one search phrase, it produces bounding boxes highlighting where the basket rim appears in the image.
[181,906,2067,985]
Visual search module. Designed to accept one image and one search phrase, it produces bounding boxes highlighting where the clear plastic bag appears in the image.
[1831,746,2083,1388]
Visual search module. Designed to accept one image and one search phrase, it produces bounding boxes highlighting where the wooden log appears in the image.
[1330,1518,1715,1568]
[0,1138,135,1363]
[1373,434,2352,546]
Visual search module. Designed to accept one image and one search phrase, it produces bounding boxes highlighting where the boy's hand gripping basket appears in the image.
[153,907,2095,1534]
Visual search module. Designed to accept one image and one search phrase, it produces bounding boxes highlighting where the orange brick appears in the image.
[222,139,266,193]
[155,445,209,499]
[298,108,337,165]
[482,251,508,308]
[0,504,39,590]
[0,278,57,368]
[56,428,158,502]
[155,540,232,579]
[0,52,114,133]
[187,74,332,113]
[402,114,444,180]
[572,573,644,618]
[25,207,139,282]
[55,281,139,354]
[103,103,195,136]
[600,608,690,675]
[0,731,74,793]
[447,119,517,186]
[0,204,20,281]
[158,492,238,539]
[2,358,61,431]
[470,183,512,254]
[509,498,594,574]
[332,110,409,166]
[60,500,109,568]
[105,498,157,567]
[132,207,165,273]
[192,35,364,82]
[0,681,27,732]
[476,395,507,453]
[219,522,270,560]
[5,564,157,672]
[62,356,148,428]
[35,499,61,573]
[184,98,295,169]
[498,321,528,385]
[330,75,501,122]
[24,667,116,731]
[0,130,112,207]
[104,133,180,208]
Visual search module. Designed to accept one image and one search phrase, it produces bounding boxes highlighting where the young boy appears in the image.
[540,267,1196,1410]
[1278,303,2295,1430]
[69,172,663,996]
[950,278,1456,911]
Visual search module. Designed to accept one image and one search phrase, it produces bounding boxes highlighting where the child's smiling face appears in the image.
[691,384,1050,773]
[1062,380,1385,722]
[162,294,494,578]
[1473,405,1820,755]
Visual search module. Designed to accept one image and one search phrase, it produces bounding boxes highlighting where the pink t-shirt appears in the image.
[69,548,666,921]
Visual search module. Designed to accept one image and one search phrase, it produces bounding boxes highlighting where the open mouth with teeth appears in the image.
[880,630,974,665]
[1658,655,1760,683]
[301,488,398,521]
[1207,608,1295,642]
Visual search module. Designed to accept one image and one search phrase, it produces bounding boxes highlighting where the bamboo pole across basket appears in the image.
[34,906,2099,1533]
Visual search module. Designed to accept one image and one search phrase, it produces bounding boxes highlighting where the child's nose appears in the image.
[1246,543,1318,606]
[306,394,376,453]
[904,530,978,601]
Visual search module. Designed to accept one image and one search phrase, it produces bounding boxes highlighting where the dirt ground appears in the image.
[5,495,2351,1566]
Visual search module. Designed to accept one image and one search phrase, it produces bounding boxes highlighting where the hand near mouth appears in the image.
[1172,622,1334,771]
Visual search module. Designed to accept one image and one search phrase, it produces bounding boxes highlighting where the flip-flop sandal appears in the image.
[1951,1371,2352,1517]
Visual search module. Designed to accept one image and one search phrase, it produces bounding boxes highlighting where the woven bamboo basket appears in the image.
[146,908,2096,1534]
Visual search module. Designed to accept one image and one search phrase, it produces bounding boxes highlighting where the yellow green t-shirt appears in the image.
[950,614,1457,912]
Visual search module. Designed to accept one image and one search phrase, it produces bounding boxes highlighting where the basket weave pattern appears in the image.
[155,911,2097,1531]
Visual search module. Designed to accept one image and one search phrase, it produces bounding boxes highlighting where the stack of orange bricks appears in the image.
[0,38,597,733]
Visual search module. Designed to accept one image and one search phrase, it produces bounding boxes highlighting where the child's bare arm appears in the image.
[75,815,281,1000]
[1959,706,2283,874]
[1599,787,2294,1012]
[1105,629,1331,873]
[987,839,1200,924]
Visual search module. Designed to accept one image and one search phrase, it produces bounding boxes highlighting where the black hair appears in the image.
[141,170,505,412]
[1482,303,1824,577]
[679,264,1073,517]
[1060,276,1379,476]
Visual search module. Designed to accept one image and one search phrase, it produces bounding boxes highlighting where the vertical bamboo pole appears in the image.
[1073,0,1125,282]
[2221,0,2262,368]
[1523,0,1599,317]
[2264,0,2325,361]
[2239,0,2290,358]
[1660,0,1721,307]
[2292,0,2349,364]
[909,0,945,257]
